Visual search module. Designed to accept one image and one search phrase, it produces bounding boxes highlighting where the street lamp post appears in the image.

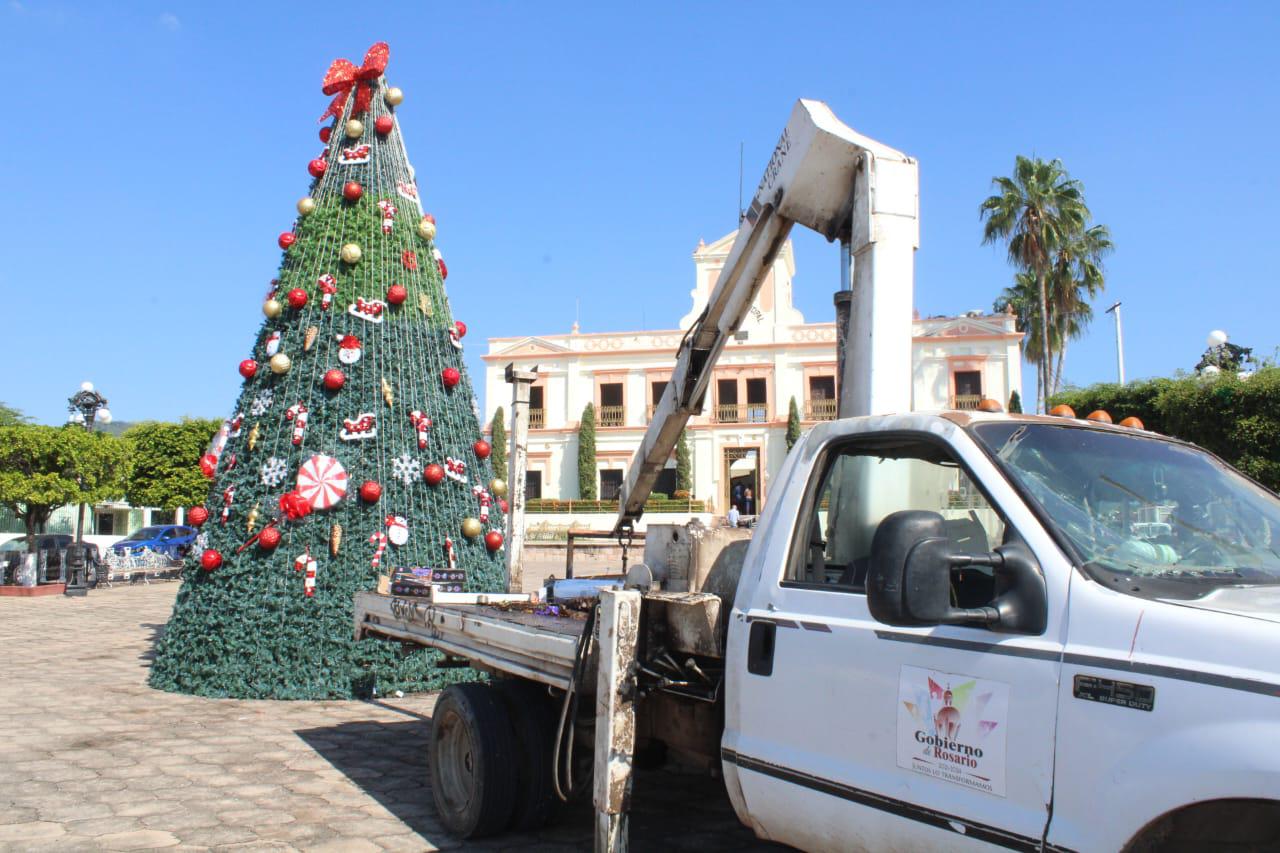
[66,381,112,546]
[1105,302,1125,385]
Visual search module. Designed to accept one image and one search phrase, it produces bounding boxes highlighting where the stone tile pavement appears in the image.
[0,584,781,851]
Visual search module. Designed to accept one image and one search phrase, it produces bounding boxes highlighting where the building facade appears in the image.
[483,231,1022,515]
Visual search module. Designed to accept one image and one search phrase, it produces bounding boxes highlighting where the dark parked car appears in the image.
[111,525,197,561]
[0,535,100,584]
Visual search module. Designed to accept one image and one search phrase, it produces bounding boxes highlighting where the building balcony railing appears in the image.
[598,405,625,427]
[529,408,545,430]
[715,404,769,424]
[806,398,837,421]
[951,394,983,411]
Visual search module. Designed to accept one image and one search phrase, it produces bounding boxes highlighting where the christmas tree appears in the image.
[150,43,508,700]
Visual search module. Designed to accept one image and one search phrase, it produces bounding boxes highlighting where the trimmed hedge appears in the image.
[1050,367,1280,491]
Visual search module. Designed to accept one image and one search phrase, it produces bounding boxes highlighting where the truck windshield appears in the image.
[971,422,1280,600]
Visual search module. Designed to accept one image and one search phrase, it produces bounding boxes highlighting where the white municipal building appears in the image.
[483,231,1023,516]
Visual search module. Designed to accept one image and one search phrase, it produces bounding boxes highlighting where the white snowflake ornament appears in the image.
[250,390,274,416]
[260,456,289,488]
[392,453,418,486]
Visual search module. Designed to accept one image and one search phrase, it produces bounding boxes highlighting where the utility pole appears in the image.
[1105,302,1125,385]
[504,363,538,594]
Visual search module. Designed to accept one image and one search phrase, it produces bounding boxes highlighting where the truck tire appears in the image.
[494,679,560,831]
[429,682,518,838]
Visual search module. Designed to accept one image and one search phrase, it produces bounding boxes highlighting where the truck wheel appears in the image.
[429,683,517,838]
[494,679,560,831]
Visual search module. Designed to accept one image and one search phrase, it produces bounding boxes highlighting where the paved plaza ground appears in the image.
[0,583,779,852]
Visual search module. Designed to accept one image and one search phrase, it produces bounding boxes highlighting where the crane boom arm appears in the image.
[614,96,916,527]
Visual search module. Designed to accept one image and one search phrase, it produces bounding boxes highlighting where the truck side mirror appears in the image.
[866,510,1046,634]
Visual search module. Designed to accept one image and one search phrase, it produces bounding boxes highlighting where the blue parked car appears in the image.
[111,525,198,560]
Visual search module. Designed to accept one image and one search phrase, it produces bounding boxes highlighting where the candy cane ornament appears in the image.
[369,531,388,569]
[294,549,318,597]
[285,403,309,446]
[408,410,432,449]
[444,536,457,571]
[220,486,236,526]
[471,483,492,523]
[317,274,338,311]
[377,198,398,235]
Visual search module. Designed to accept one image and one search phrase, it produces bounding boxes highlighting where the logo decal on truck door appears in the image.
[897,666,1009,797]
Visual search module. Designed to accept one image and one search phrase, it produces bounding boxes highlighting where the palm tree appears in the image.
[1046,224,1112,394]
[980,156,1089,411]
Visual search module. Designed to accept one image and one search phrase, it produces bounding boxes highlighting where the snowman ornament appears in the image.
[337,334,362,365]
[385,515,409,547]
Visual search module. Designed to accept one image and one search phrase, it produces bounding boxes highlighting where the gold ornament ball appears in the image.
[385,86,404,107]
[345,119,364,139]
[461,517,483,539]
[340,243,362,264]
[263,298,283,319]
[296,197,316,216]
[417,217,437,240]
[269,353,292,375]
[489,478,508,498]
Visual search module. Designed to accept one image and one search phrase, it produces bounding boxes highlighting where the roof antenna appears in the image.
[738,142,745,223]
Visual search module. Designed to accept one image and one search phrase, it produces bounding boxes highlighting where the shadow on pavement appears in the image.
[138,621,167,662]
[296,714,785,851]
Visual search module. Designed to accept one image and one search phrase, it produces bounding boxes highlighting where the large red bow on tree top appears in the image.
[319,42,390,122]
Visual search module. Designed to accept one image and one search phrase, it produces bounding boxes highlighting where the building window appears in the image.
[953,370,983,410]
[653,468,677,498]
[807,375,837,420]
[716,378,740,423]
[600,469,624,501]
[599,383,624,427]
[746,378,768,423]
[525,470,543,500]
[648,380,667,423]
[529,386,545,430]
[95,511,115,536]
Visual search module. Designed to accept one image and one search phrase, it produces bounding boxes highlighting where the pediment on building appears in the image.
[918,317,1012,338]
[493,336,573,357]
[693,230,738,258]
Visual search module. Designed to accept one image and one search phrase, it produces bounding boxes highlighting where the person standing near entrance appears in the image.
[743,487,754,515]
[732,482,744,512]
[727,505,741,528]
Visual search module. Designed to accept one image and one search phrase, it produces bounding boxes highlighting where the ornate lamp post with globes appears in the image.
[66,381,112,545]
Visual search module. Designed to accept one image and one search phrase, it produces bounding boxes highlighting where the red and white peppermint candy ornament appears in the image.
[295,454,349,510]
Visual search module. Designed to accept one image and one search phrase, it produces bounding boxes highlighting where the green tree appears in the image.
[785,396,802,452]
[489,407,508,481]
[1045,224,1112,394]
[1007,390,1022,414]
[123,419,221,511]
[578,403,597,500]
[675,429,692,495]
[0,425,128,552]
[981,156,1105,411]
[0,401,30,425]
[150,45,506,701]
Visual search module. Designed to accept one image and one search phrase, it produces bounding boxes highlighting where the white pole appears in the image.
[1106,302,1125,385]
[504,363,538,594]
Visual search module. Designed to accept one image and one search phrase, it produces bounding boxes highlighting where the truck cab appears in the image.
[723,411,1280,851]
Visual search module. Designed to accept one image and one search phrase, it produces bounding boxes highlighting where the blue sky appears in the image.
[3,1,1277,425]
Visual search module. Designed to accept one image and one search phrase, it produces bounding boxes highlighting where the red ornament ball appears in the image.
[454,320,467,340]
[343,180,363,202]
[278,232,297,250]
[422,213,436,225]
[474,439,491,459]
[308,157,328,178]
[187,506,209,527]
[437,256,449,280]
[359,480,383,502]
[199,453,218,478]
[323,368,346,391]
[200,549,223,572]
[386,284,407,305]
[423,463,445,486]
[485,531,504,552]
[239,359,258,379]
[442,367,461,388]
[499,498,509,514]
[319,126,333,144]
[286,287,308,309]
[258,527,281,550]
[375,115,394,135]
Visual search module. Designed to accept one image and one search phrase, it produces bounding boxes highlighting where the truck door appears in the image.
[724,431,1067,852]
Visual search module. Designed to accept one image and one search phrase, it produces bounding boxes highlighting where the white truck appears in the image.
[353,102,1280,851]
